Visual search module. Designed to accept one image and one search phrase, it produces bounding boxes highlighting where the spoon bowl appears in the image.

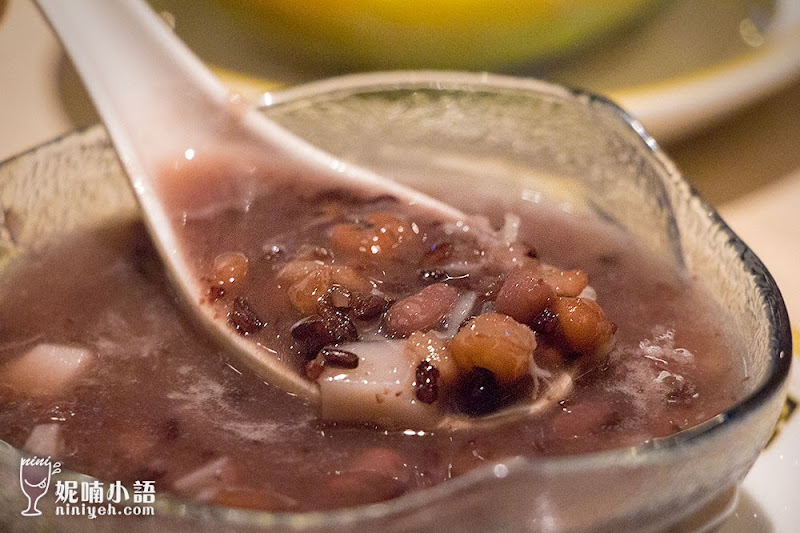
[36,0,581,427]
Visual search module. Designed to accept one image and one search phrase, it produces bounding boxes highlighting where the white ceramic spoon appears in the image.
[36,0,574,427]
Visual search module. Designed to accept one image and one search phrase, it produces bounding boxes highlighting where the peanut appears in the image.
[330,213,421,261]
[287,268,334,315]
[495,268,556,325]
[448,312,536,384]
[276,260,325,287]
[278,261,372,315]
[552,297,615,362]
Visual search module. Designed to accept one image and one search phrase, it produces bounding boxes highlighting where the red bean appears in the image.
[495,268,556,325]
[323,447,409,506]
[348,448,407,479]
[384,283,459,337]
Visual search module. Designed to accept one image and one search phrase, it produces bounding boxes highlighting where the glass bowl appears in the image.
[0,71,791,532]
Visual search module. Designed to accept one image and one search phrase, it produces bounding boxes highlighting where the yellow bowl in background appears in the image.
[218,0,660,70]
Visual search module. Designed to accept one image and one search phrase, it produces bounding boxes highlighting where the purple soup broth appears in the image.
[0,186,746,511]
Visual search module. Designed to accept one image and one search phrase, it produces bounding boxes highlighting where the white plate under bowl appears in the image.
[549,0,800,142]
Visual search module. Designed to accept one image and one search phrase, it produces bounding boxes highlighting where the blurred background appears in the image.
[1,1,800,529]
[148,0,799,146]
[2,0,800,198]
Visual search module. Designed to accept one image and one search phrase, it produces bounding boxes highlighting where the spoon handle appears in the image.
[35,0,252,163]
[35,0,466,211]
[34,0,324,401]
